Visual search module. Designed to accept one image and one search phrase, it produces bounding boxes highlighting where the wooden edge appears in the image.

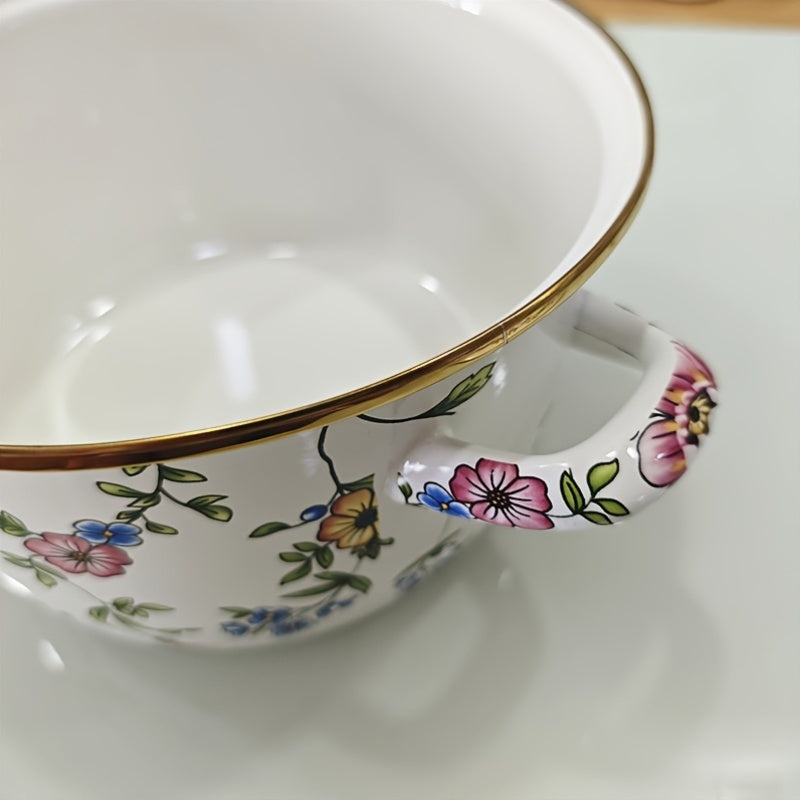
[574,0,800,28]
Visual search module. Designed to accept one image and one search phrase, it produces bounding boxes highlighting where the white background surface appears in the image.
[1,22,799,800]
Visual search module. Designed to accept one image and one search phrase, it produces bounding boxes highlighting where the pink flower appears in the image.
[449,458,553,529]
[637,343,718,487]
[24,532,132,577]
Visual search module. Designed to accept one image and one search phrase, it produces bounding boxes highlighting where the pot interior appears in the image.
[0,0,649,444]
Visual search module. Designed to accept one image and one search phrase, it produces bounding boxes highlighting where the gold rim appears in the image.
[0,1,654,471]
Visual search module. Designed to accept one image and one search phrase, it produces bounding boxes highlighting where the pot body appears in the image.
[0,309,574,647]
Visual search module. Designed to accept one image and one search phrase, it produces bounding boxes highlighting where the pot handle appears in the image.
[397,293,718,531]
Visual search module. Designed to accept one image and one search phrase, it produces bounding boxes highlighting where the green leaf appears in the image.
[315,546,334,568]
[186,494,228,508]
[0,510,29,536]
[340,475,374,493]
[587,460,620,495]
[112,596,135,612]
[88,605,109,621]
[96,481,146,498]
[249,521,290,538]
[581,510,613,526]
[194,504,233,522]
[313,571,351,587]
[136,602,174,612]
[362,537,381,560]
[219,606,252,618]
[1,551,32,568]
[144,520,178,535]
[560,471,585,513]
[122,464,148,476]
[35,568,57,587]
[282,582,338,598]
[594,498,630,516]
[427,363,495,416]
[116,510,141,522]
[33,562,66,579]
[279,560,313,585]
[279,551,307,562]
[346,574,372,594]
[131,493,161,508]
[293,541,319,552]
[397,475,413,501]
[111,612,140,628]
[160,466,207,483]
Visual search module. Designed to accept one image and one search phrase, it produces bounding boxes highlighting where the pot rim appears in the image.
[0,0,654,471]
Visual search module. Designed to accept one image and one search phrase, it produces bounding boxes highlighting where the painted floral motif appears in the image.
[223,363,498,638]
[0,464,230,640]
[450,459,554,529]
[405,457,631,529]
[221,597,357,638]
[318,489,379,549]
[637,343,718,487]
[416,484,473,518]
[24,531,133,577]
[73,519,143,547]
[393,530,465,592]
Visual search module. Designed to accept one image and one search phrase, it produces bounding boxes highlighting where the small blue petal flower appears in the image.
[424,483,453,505]
[221,620,249,636]
[336,596,355,609]
[316,602,335,618]
[249,607,269,624]
[271,616,313,636]
[300,504,328,522]
[395,572,423,592]
[74,519,143,547]
[271,607,292,623]
[417,484,474,518]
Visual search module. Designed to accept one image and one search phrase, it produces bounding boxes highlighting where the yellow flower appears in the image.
[318,489,378,549]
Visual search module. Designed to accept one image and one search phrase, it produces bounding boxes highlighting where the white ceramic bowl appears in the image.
[0,0,717,647]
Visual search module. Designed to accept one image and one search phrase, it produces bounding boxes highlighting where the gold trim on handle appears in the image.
[0,1,655,471]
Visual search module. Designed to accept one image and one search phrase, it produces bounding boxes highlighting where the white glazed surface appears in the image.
[1,23,798,799]
[0,0,659,646]
[0,0,647,442]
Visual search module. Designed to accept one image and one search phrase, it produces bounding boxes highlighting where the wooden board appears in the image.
[574,0,800,27]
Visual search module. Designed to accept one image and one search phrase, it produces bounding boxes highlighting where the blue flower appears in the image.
[300,504,328,522]
[316,601,337,618]
[73,519,143,547]
[416,483,473,518]
[395,571,423,592]
[271,616,312,636]
[248,607,269,624]
[221,620,249,636]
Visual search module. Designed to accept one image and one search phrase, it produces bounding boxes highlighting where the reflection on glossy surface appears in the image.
[1,18,799,800]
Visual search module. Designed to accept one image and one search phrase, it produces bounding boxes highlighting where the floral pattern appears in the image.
[24,532,133,577]
[73,519,143,547]
[416,484,473,518]
[637,343,718,487]
[0,464,230,640]
[223,363,499,638]
[450,459,554,529]
[406,457,631,529]
[394,530,465,592]
[318,489,379,549]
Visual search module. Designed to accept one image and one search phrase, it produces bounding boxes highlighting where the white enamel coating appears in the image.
[399,293,717,530]
[0,0,717,649]
[0,0,647,443]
